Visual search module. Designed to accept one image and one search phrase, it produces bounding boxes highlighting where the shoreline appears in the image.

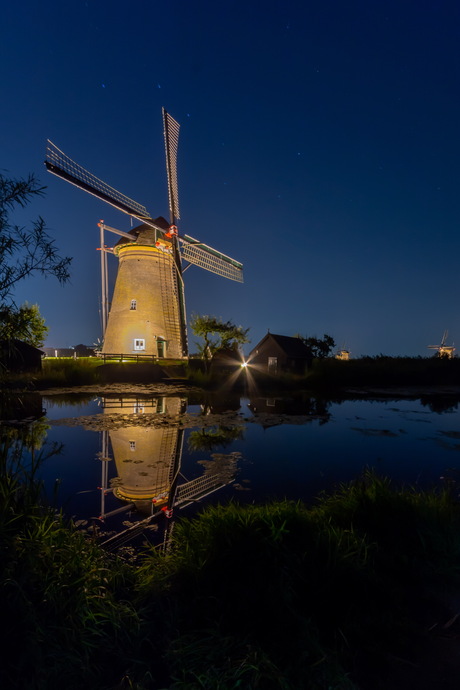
[35,382,460,398]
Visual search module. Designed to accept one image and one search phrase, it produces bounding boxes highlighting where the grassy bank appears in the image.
[2,429,460,689]
[240,356,460,395]
[2,354,459,392]
[0,357,189,388]
[306,355,460,389]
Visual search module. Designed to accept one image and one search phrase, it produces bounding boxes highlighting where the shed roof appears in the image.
[249,333,310,358]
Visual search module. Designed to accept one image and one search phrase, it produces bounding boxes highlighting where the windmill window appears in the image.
[129,441,136,451]
[130,299,137,310]
[134,339,145,351]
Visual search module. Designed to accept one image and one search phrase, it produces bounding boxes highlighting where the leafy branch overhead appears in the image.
[0,173,72,303]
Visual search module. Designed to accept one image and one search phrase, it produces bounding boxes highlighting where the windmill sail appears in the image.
[45,140,154,221]
[45,138,243,282]
[180,235,244,282]
[162,108,181,222]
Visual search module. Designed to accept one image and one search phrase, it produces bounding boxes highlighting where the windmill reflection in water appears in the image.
[96,396,239,551]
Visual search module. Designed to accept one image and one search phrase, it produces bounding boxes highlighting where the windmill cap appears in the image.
[114,217,170,250]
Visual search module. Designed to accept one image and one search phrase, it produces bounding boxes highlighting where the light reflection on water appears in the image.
[5,391,460,544]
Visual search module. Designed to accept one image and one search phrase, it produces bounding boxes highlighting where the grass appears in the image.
[3,354,460,392]
[0,435,141,689]
[306,355,460,389]
[136,480,453,689]
[0,357,189,388]
[39,356,103,386]
[241,355,460,395]
[2,428,460,689]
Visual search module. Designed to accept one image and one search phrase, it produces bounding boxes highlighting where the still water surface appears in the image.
[30,391,460,541]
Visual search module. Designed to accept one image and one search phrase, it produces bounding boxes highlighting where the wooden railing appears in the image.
[97,353,158,363]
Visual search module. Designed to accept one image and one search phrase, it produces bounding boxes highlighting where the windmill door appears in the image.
[157,339,166,358]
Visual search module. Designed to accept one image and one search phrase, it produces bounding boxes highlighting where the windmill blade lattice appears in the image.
[45,140,155,222]
[45,139,243,282]
[162,109,181,222]
[180,235,243,282]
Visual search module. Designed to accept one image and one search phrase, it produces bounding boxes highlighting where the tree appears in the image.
[190,314,250,369]
[0,172,71,303]
[297,333,336,359]
[188,426,244,452]
[0,302,48,347]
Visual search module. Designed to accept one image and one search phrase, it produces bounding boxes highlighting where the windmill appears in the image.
[428,330,455,358]
[335,343,350,360]
[45,108,243,359]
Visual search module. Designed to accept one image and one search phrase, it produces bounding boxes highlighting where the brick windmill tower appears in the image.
[45,109,243,359]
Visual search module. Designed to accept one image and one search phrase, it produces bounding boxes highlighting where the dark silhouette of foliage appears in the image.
[0,302,48,347]
[297,333,336,359]
[0,172,71,303]
[190,314,250,369]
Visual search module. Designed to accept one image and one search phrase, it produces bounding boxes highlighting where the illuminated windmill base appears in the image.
[102,223,185,359]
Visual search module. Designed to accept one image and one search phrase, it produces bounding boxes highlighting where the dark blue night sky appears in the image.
[2,1,459,356]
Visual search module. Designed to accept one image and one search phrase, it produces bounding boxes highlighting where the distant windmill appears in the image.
[45,109,243,359]
[428,330,455,359]
[334,344,351,361]
[335,345,351,361]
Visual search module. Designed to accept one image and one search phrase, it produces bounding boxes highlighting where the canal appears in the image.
[4,387,460,548]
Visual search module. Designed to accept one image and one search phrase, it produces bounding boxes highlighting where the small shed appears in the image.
[74,344,96,357]
[247,333,311,374]
[0,339,44,373]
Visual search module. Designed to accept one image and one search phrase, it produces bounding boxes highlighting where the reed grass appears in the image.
[6,352,460,392]
[39,357,103,386]
[135,477,460,689]
[314,468,460,586]
[0,436,142,689]
[306,355,460,388]
[2,432,460,689]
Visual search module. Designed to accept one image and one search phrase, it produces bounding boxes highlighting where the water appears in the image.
[5,390,460,542]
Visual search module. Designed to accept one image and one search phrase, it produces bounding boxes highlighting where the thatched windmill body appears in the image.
[45,109,243,359]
